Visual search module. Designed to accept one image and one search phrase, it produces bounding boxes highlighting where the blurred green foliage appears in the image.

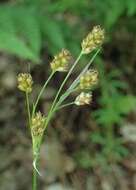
[75,59,136,169]
[0,0,136,61]
[0,0,136,170]
[94,59,136,126]
[89,59,135,168]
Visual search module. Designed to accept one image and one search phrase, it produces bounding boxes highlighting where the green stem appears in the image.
[26,92,31,127]
[32,71,55,116]
[53,48,101,110]
[32,158,37,190]
[44,51,83,127]
[26,93,37,189]
[56,102,74,110]
[68,48,101,91]
[50,52,83,112]
[31,71,55,172]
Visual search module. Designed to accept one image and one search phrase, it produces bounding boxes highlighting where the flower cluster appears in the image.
[75,92,92,106]
[82,25,104,54]
[74,26,104,105]
[17,73,33,93]
[50,49,71,72]
[74,69,99,106]
[17,25,105,180]
[79,69,98,90]
[31,112,45,137]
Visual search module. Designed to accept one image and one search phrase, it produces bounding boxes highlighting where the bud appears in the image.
[81,25,104,54]
[50,49,71,72]
[79,69,98,90]
[17,73,33,93]
[75,92,92,106]
[31,112,45,137]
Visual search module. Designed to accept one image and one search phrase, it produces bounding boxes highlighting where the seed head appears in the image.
[79,69,98,90]
[17,73,33,93]
[31,112,45,137]
[75,92,92,106]
[50,49,71,72]
[81,25,104,54]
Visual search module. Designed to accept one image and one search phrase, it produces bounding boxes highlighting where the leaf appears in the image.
[111,80,128,89]
[126,0,136,16]
[0,5,41,62]
[115,95,136,114]
[93,109,122,125]
[0,5,15,33]
[0,30,39,62]
[105,1,125,27]
[75,151,92,169]
[90,132,106,145]
[41,17,66,53]
[12,6,42,56]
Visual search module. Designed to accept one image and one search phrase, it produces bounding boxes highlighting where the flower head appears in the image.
[17,73,33,93]
[50,49,71,72]
[79,69,98,90]
[75,92,92,106]
[31,112,45,137]
[82,25,104,54]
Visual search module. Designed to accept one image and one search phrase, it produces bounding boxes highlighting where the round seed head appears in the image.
[81,25,105,54]
[31,112,45,137]
[50,49,71,72]
[75,92,92,106]
[79,69,98,90]
[17,73,33,93]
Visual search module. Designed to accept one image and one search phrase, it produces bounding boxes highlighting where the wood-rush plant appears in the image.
[17,25,104,190]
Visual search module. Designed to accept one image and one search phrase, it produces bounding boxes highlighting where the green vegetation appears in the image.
[0,0,136,188]
[0,0,136,60]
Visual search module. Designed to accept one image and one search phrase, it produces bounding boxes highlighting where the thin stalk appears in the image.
[32,157,37,190]
[32,71,55,116]
[54,48,101,109]
[68,48,101,91]
[56,102,74,110]
[26,92,31,127]
[43,52,83,129]
[50,51,83,113]
[44,51,83,127]
[26,93,37,189]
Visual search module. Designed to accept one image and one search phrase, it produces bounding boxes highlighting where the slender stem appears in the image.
[51,52,83,111]
[32,158,37,190]
[56,102,74,110]
[26,92,31,127]
[32,71,55,116]
[53,48,101,110]
[26,93,37,190]
[68,48,101,91]
[44,51,83,128]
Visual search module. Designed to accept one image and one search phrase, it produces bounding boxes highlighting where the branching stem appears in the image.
[25,92,31,127]
[32,71,55,116]
[56,102,74,110]
[32,157,37,190]
[44,51,83,128]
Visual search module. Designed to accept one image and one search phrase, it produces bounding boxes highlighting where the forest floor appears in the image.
[0,54,136,190]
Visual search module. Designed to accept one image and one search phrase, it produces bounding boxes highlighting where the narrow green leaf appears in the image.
[0,30,39,62]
